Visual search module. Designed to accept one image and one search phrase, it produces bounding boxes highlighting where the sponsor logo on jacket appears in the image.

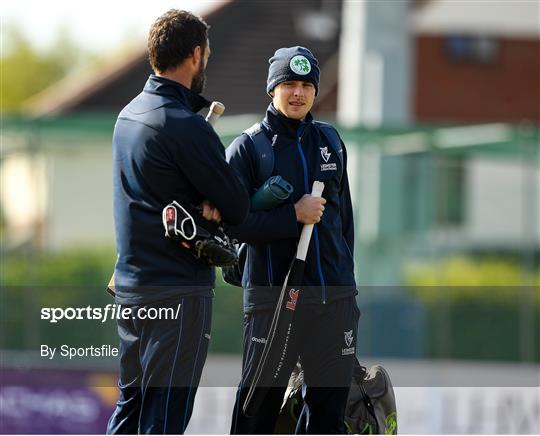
[286,289,299,311]
[320,147,337,171]
[342,330,355,355]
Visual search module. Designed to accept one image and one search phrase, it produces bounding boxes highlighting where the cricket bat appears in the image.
[206,101,225,126]
[243,180,325,417]
[106,101,226,297]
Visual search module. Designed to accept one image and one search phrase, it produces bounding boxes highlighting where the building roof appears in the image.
[411,0,540,37]
[24,0,343,117]
[24,0,539,119]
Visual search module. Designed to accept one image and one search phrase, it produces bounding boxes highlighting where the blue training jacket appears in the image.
[112,75,249,304]
[226,103,357,312]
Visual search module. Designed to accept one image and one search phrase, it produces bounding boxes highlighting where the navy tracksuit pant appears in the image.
[107,296,212,434]
[230,296,360,434]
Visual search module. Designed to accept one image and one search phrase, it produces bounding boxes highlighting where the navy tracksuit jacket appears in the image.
[112,75,249,304]
[226,104,360,434]
[108,75,249,434]
[226,104,357,312]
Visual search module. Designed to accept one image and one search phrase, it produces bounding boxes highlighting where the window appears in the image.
[444,36,499,64]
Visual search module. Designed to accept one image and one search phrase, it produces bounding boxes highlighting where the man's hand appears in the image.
[163,200,238,266]
[294,194,326,224]
[201,201,222,223]
[181,201,221,249]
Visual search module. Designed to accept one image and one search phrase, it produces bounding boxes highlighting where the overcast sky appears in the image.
[1,0,217,53]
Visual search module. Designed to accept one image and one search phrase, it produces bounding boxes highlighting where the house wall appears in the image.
[414,35,540,123]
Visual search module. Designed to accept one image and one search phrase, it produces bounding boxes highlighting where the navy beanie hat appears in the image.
[266,46,320,96]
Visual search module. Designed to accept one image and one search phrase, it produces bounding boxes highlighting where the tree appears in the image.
[1,24,90,113]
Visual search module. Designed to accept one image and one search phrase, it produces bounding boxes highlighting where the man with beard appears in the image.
[107,10,249,434]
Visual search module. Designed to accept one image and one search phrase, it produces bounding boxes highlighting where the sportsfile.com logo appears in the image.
[41,304,181,324]
[342,330,355,355]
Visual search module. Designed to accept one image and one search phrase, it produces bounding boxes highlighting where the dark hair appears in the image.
[148,9,209,73]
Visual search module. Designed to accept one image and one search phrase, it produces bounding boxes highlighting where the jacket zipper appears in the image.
[296,123,327,303]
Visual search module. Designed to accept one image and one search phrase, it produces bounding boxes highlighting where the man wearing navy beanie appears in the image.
[226,46,359,434]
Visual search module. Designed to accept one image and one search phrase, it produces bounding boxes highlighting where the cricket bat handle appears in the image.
[205,101,225,126]
[296,181,324,261]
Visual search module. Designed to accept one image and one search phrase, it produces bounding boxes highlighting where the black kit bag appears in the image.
[274,358,397,435]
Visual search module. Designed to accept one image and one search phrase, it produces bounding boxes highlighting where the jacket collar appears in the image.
[262,103,314,138]
[143,74,211,113]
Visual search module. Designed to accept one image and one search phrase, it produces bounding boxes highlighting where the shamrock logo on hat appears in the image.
[294,58,309,72]
[290,55,311,75]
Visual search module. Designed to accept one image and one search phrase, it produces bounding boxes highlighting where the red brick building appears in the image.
[415,35,540,123]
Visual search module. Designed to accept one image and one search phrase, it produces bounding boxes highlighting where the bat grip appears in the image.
[205,101,225,126]
[296,181,324,261]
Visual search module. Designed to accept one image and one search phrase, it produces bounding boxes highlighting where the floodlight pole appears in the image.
[337,0,413,128]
